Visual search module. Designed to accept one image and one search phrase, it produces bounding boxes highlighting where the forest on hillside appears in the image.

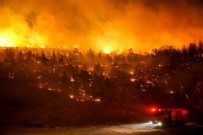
[0,42,203,127]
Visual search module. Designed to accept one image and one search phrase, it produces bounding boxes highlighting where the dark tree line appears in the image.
[0,42,202,127]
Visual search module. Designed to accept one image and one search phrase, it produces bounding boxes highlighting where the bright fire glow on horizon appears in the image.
[0,29,47,48]
[0,30,18,47]
[0,0,203,52]
[103,48,112,54]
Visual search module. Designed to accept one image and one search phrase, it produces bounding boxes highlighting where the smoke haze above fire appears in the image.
[0,0,203,52]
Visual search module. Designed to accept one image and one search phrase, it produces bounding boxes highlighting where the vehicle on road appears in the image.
[149,107,188,127]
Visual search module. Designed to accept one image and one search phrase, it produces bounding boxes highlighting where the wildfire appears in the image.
[0,0,202,52]
[28,32,47,48]
[0,30,18,47]
[0,29,48,48]
[103,47,112,54]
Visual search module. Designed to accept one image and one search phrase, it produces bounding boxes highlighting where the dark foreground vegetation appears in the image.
[0,42,203,127]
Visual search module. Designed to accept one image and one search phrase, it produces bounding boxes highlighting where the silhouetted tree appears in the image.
[182,45,188,59]
[17,50,24,63]
[4,48,15,63]
[87,49,95,59]
[40,51,49,63]
[198,41,203,59]
[188,43,197,60]
[51,51,57,62]
[25,50,33,62]
[93,63,104,75]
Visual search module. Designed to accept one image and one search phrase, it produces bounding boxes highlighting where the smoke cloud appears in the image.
[0,0,203,52]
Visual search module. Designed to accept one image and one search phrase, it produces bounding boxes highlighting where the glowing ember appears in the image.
[130,78,136,82]
[69,94,75,99]
[95,98,101,102]
[129,71,134,75]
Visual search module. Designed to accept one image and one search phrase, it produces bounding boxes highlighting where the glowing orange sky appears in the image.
[0,0,203,52]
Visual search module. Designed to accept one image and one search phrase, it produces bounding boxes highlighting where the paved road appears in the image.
[1,122,203,135]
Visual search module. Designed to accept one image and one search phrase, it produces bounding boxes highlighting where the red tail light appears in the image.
[151,108,157,112]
